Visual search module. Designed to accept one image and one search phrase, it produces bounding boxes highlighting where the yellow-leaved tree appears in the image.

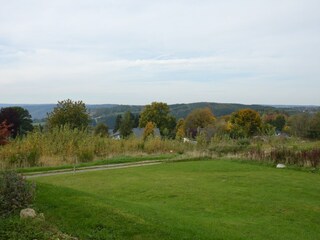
[143,121,156,140]
[229,109,261,138]
[175,119,186,140]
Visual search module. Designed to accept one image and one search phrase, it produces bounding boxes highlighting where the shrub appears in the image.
[196,132,208,148]
[298,149,320,167]
[0,171,35,216]
[0,216,78,239]
[8,148,41,168]
[94,123,109,137]
[77,149,94,163]
[0,121,12,145]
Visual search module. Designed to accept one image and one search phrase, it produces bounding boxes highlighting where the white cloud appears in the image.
[0,0,319,104]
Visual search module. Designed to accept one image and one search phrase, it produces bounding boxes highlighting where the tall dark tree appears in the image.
[113,114,122,133]
[119,111,133,138]
[0,107,33,138]
[47,99,90,130]
[131,113,140,128]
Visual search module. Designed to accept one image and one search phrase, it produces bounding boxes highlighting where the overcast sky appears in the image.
[1,0,319,105]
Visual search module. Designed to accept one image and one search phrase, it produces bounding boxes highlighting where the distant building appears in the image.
[109,130,121,140]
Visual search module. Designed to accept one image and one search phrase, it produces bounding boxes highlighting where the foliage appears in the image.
[287,113,320,139]
[208,117,229,137]
[175,119,186,140]
[47,99,90,130]
[113,114,122,133]
[0,121,12,145]
[288,113,310,138]
[263,113,286,132]
[143,122,156,140]
[184,107,215,137]
[94,123,109,137]
[0,107,33,138]
[229,109,262,138]
[307,112,320,139]
[139,102,176,137]
[196,132,208,148]
[119,111,133,138]
[50,102,283,129]
[2,116,320,169]
[131,113,140,128]
[259,123,276,136]
[0,171,35,216]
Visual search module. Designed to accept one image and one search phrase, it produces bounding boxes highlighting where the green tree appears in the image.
[129,113,140,128]
[307,112,320,139]
[263,113,286,132]
[184,108,215,138]
[47,99,90,130]
[273,115,286,132]
[113,115,122,133]
[229,109,262,138]
[119,111,133,138]
[0,107,33,138]
[139,102,176,137]
[94,123,109,137]
[288,113,310,137]
[260,123,276,136]
[114,113,138,133]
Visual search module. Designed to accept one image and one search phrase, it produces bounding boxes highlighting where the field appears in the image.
[26,159,320,240]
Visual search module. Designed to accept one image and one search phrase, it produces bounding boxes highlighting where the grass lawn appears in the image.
[17,154,176,174]
[32,159,320,240]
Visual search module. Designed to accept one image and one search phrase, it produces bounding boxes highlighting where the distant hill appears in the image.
[169,102,275,119]
[89,102,276,128]
[0,104,117,120]
[1,102,319,129]
[0,104,56,119]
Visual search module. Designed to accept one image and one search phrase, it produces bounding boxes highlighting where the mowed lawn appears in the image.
[33,159,320,240]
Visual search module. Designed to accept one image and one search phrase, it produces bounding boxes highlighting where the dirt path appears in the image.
[25,160,163,178]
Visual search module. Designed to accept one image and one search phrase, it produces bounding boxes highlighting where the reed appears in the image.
[1,128,319,169]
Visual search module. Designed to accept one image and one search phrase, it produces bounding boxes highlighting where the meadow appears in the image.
[1,125,320,239]
[1,126,320,171]
[14,159,320,240]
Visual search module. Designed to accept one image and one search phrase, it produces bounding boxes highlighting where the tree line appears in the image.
[1,99,320,145]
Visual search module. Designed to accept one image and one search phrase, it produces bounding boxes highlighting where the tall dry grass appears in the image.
[0,127,192,169]
[0,128,319,169]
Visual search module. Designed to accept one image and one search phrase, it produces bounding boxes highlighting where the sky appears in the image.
[1,0,320,105]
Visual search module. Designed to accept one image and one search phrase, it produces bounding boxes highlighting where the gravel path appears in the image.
[25,160,163,178]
